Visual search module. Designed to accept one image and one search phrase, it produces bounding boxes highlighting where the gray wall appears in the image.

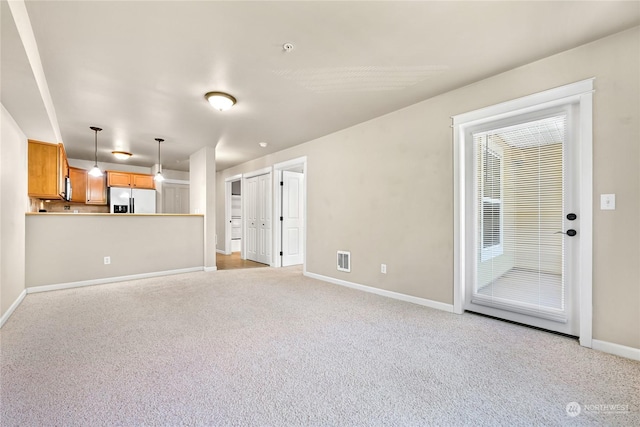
[25,215,204,287]
[0,105,28,317]
[216,27,640,349]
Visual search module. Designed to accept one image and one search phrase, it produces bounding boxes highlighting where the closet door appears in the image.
[256,173,272,265]
[245,177,258,261]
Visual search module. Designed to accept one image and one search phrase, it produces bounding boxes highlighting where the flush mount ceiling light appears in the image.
[112,151,132,160]
[259,142,268,148]
[205,91,236,111]
[154,138,165,182]
[88,126,103,177]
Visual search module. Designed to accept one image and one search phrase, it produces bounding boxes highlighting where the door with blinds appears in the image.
[464,110,579,336]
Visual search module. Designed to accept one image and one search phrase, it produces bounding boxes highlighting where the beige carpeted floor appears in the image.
[1,267,638,426]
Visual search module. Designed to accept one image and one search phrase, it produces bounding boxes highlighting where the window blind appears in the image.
[473,115,567,322]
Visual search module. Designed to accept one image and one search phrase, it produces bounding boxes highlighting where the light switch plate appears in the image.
[600,194,616,210]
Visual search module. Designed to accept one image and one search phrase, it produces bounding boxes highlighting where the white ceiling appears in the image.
[2,1,639,172]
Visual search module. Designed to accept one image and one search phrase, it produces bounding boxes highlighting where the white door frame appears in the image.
[273,156,307,271]
[452,79,593,347]
[224,174,242,255]
[243,167,273,265]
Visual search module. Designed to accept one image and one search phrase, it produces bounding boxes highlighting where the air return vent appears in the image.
[337,251,351,272]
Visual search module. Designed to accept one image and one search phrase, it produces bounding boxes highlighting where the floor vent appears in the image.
[337,251,351,272]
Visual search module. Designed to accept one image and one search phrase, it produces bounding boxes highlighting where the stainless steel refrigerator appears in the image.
[109,187,156,214]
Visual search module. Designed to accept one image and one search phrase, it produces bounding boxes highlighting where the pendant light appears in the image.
[88,126,103,177]
[154,138,165,182]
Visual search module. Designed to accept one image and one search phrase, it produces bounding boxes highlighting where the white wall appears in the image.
[190,147,216,269]
[25,215,204,287]
[217,27,640,350]
[0,104,28,319]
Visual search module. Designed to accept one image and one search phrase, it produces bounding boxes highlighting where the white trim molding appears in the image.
[26,267,204,294]
[243,166,272,179]
[304,272,454,313]
[204,266,218,272]
[216,249,226,254]
[592,340,640,362]
[0,289,27,328]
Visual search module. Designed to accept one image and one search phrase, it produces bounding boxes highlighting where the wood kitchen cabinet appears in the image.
[28,140,69,199]
[68,167,87,203]
[132,173,155,189]
[107,171,131,187]
[87,174,107,205]
[107,171,155,190]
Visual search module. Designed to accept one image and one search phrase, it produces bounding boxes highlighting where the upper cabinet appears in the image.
[68,167,87,203]
[106,171,131,188]
[87,174,107,205]
[28,140,69,199]
[132,173,155,189]
[107,171,155,190]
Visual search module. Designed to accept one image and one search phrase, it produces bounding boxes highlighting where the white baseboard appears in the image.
[204,266,218,272]
[216,249,226,254]
[592,339,640,361]
[0,289,27,328]
[304,272,454,313]
[26,267,205,294]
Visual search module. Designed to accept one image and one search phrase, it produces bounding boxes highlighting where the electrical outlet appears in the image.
[381,264,387,274]
[104,256,111,265]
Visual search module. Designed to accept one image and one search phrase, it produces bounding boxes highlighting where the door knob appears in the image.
[555,229,577,236]
[566,213,577,221]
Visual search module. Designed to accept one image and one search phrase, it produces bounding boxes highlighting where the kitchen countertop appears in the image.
[26,212,204,216]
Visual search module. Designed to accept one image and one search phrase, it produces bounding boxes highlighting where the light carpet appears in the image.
[1,267,638,426]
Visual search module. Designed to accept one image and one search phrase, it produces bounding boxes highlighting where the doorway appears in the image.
[453,80,593,345]
[466,110,577,335]
[274,157,307,269]
[224,174,243,256]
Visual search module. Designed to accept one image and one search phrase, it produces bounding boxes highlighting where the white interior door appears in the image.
[256,173,272,265]
[464,108,579,336]
[282,171,304,266]
[245,176,258,261]
[163,183,189,214]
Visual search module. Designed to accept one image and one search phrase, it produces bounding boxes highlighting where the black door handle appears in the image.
[567,213,577,221]
[555,229,577,236]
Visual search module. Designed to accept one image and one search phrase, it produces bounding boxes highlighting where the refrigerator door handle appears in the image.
[130,198,134,214]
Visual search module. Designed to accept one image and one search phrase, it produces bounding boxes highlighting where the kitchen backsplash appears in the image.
[29,198,109,213]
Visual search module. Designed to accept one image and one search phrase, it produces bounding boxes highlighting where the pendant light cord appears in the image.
[155,138,164,173]
[90,126,102,166]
